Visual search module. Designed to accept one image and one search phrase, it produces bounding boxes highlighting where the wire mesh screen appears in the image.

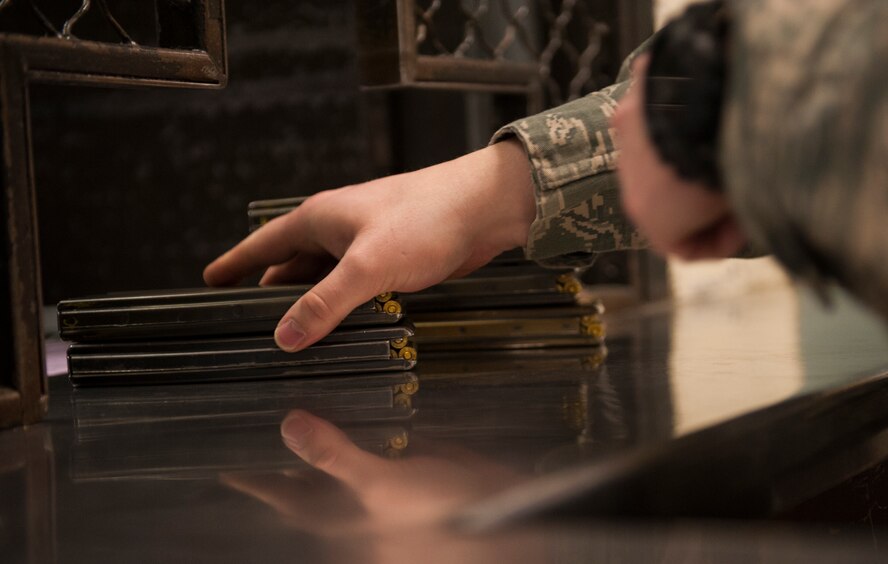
[0,0,203,48]
[412,0,611,106]
[0,0,135,42]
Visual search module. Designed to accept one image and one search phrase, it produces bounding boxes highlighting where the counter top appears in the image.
[3,286,888,562]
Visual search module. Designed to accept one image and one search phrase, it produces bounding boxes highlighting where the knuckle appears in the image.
[298,290,337,325]
[304,190,332,208]
[344,253,378,281]
[307,446,340,471]
[302,188,342,212]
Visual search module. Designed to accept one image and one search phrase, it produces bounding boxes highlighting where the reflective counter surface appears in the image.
[3,287,888,562]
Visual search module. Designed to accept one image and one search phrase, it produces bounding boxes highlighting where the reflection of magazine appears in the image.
[70,373,416,481]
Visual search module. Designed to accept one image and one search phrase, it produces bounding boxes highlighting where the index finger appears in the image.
[203,210,322,286]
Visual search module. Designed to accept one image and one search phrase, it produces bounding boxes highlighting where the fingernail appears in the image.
[281,414,312,449]
[275,318,306,351]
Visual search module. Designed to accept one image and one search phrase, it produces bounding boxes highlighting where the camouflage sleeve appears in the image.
[722,0,888,319]
[490,45,652,267]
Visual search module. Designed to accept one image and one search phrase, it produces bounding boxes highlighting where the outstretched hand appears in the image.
[613,55,747,260]
[222,410,520,534]
[204,140,535,352]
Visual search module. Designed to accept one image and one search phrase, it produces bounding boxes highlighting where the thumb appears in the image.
[274,254,382,352]
[280,410,390,489]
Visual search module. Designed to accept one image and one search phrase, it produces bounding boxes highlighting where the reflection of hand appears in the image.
[204,140,535,352]
[223,410,520,536]
[613,55,747,260]
[222,412,548,564]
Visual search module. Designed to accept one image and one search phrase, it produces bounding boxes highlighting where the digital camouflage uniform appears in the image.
[496,1,887,319]
[723,0,888,319]
[490,44,650,268]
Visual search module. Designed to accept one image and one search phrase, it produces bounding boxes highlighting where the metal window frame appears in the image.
[356,0,653,111]
[357,0,544,119]
[358,0,537,92]
[1,1,228,428]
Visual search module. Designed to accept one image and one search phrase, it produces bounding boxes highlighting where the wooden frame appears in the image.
[0,0,228,428]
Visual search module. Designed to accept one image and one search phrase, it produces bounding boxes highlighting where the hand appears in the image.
[204,140,536,351]
[222,411,539,562]
[222,410,520,535]
[613,55,747,260]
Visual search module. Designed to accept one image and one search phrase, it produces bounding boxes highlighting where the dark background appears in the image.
[30,0,632,304]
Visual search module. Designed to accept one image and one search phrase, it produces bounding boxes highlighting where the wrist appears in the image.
[494,138,537,246]
[459,138,536,253]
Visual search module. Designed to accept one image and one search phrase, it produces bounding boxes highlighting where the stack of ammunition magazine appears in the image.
[58,286,416,386]
[249,197,606,352]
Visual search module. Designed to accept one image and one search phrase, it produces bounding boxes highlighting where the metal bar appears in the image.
[413,54,536,85]
[0,44,46,427]
[26,70,225,90]
[361,80,532,94]
[95,0,136,45]
[23,2,62,38]
[62,0,93,39]
[0,36,225,87]
[395,0,418,82]
[199,0,228,77]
